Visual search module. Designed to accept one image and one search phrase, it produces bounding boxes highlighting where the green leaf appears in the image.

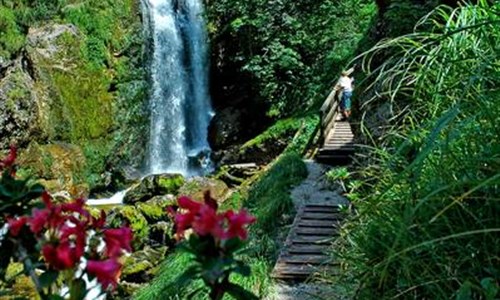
[69,278,87,300]
[39,270,59,289]
[232,261,251,277]
[223,238,244,253]
[456,281,472,300]
[176,265,201,288]
[225,283,259,300]
[48,295,65,300]
[480,278,499,300]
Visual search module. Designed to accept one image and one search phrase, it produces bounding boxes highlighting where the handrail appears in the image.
[319,67,354,144]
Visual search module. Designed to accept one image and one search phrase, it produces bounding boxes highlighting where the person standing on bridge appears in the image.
[338,70,354,120]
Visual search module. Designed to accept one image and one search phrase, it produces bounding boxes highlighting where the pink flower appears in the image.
[91,210,107,229]
[61,198,88,217]
[7,217,27,236]
[86,259,122,290]
[103,227,133,257]
[42,242,80,270]
[178,196,202,212]
[41,191,53,209]
[175,212,196,238]
[224,210,256,240]
[192,205,224,238]
[0,145,17,170]
[59,224,86,259]
[28,208,50,234]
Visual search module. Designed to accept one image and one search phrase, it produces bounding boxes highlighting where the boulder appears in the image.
[136,195,175,222]
[0,59,40,148]
[178,176,231,203]
[122,246,167,283]
[18,142,89,197]
[108,205,149,249]
[24,23,114,141]
[124,173,184,204]
[149,221,174,248]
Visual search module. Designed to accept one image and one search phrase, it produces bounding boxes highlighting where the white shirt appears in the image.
[339,76,353,92]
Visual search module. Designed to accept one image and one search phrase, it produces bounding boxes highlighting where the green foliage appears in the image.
[335,2,500,298]
[0,6,25,58]
[207,0,376,118]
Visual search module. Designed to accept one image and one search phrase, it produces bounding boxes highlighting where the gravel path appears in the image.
[265,160,348,300]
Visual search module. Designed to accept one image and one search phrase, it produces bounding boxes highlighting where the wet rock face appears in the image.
[208,107,244,150]
[0,24,84,148]
[0,60,39,148]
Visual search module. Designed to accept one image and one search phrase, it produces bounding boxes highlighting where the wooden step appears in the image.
[272,204,344,280]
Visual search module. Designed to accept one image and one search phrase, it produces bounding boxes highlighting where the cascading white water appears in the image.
[144,0,214,176]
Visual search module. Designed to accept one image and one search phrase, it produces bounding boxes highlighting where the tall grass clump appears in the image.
[334,1,500,299]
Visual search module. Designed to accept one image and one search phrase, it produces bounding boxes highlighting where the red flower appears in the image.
[28,208,50,234]
[59,224,87,259]
[86,259,122,290]
[175,212,196,237]
[41,191,53,209]
[224,210,256,240]
[61,198,89,219]
[7,217,27,236]
[42,242,80,270]
[91,210,107,229]
[192,205,224,238]
[0,145,17,170]
[178,196,202,212]
[103,227,133,257]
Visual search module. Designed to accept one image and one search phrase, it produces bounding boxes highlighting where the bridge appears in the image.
[316,67,355,165]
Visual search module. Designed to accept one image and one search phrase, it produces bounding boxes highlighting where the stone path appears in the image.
[266,160,348,300]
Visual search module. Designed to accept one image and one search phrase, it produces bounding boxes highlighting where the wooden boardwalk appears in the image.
[272,204,343,280]
[316,68,356,164]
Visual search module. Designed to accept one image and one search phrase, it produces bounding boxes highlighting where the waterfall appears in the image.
[143,0,214,176]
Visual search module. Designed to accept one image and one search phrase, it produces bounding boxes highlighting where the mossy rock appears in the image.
[124,174,184,204]
[135,195,175,223]
[18,142,89,197]
[122,246,167,283]
[178,176,231,203]
[149,221,175,247]
[158,175,185,193]
[109,205,149,249]
[2,263,39,299]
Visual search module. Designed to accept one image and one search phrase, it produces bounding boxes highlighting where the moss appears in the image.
[110,205,149,249]
[157,175,185,194]
[0,6,25,58]
[136,202,165,222]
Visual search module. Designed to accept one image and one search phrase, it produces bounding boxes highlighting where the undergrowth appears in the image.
[330,2,500,299]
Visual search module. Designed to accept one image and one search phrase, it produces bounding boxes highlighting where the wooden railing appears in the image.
[319,67,354,145]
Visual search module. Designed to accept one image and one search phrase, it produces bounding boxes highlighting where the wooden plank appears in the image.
[295,227,337,236]
[297,219,340,227]
[273,264,324,276]
[279,255,332,265]
[303,206,339,212]
[288,244,327,254]
[301,212,342,220]
[290,235,337,244]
